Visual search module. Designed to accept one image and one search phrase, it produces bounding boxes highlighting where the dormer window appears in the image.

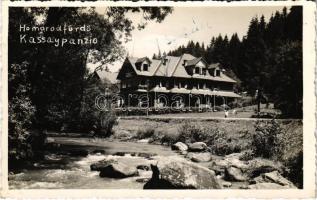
[202,68,206,75]
[163,58,168,65]
[195,67,200,74]
[215,69,220,76]
[136,64,141,70]
[143,63,148,71]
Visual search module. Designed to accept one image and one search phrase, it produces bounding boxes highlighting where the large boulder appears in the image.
[186,152,212,162]
[171,142,188,152]
[99,162,139,178]
[144,156,222,189]
[188,142,207,152]
[225,166,248,182]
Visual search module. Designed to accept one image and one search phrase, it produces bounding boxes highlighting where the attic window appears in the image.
[202,68,206,75]
[195,67,200,74]
[183,60,187,66]
[215,69,220,76]
[143,64,148,71]
[163,58,168,65]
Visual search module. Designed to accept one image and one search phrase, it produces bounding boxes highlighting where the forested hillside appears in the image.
[166,7,302,118]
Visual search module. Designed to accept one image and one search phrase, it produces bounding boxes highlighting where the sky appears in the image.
[89,6,287,72]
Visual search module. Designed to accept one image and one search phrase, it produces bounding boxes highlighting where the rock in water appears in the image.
[137,139,150,143]
[225,166,248,182]
[248,182,287,189]
[186,152,212,162]
[171,142,188,152]
[90,159,117,171]
[209,159,230,175]
[260,171,296,188]
[68,149,89,157]
[99,162,138,178]
[245,158,283,178]
[188,142,207,152]
[224,153,249,170]
[220,180,232,188]
[144,157,222,189]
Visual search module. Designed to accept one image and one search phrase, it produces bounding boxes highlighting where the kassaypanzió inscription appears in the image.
[19,24,98,47]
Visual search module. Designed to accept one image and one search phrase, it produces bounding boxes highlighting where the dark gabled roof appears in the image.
[136,57,151,64]
[209,63,221,69]
[120,53,236,83]
[186,57,203,66]
[185,57,208,67]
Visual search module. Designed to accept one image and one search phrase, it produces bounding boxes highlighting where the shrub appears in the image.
[177,123,209,143]
[239,150,255,161]
[160,132,179,146]
[135,127,155,139]
[251,119,285,159]
[94,112,118,137]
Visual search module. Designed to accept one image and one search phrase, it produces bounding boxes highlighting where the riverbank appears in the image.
[9,117,302,189]
[112,117,302,187]
[9,137,297,189]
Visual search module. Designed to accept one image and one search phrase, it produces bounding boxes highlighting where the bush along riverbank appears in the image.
[111,118,303,189]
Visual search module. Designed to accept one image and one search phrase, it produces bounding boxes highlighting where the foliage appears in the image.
[273,41,302,118]
[251,119,285,159]
[8,7,172,165]
[283,150,303,188]
[8,62,37,164]
[79,76,118,136]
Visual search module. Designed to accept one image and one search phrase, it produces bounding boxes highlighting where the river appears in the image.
[9,137,179,189]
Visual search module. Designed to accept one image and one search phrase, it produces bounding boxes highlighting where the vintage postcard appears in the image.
[0,0,316,198]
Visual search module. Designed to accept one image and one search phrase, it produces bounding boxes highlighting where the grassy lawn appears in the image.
[113,117,302,159]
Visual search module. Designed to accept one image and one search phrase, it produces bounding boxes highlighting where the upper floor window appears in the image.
[143,64,149,71]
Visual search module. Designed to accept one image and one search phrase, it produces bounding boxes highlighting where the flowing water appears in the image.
[9,137,178,189]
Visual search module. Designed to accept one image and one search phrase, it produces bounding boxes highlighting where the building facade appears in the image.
[116,53,240,109]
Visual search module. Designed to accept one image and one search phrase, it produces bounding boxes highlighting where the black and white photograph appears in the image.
[1,1,316,197]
